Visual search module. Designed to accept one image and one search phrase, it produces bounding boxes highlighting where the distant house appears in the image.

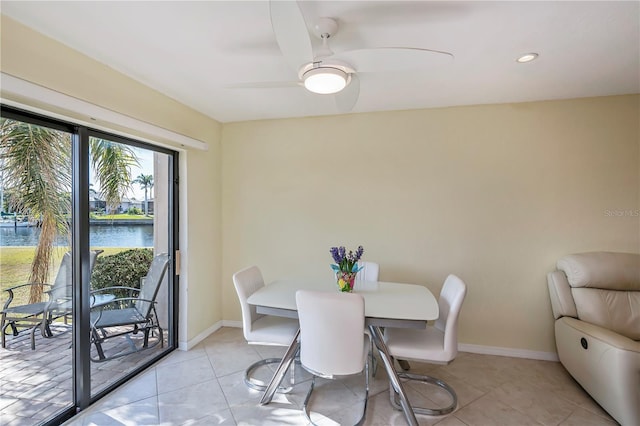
[89,194,106,212]
[90,194,150,214]
[117,198,143,213]
[146,199,154,215]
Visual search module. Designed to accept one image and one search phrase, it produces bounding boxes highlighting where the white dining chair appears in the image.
[383,274,467,416]
[296,290,370,425]
[233,265,300,392]
[356,261,379,282]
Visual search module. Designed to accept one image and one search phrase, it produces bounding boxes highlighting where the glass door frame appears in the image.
[1,104,179,424]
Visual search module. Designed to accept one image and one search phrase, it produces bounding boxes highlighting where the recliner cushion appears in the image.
[571,287,640,341]
[557,252,640,290]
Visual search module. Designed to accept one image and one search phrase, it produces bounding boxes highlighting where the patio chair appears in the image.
[1,250,102,350]
[89,252,169,362]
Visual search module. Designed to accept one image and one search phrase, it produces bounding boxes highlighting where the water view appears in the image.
[0,225,154,247]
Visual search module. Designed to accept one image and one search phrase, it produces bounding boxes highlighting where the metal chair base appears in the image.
[390,371,457,416]
[91,324,164,362]
[303,361,369,426]
[244,358,294,393]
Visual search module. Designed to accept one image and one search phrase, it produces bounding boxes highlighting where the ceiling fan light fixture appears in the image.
[303,67,348,94]
[516,53,539,63]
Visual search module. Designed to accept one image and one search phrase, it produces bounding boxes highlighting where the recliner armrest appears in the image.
[547,271,577,319]
[562,317,640,352]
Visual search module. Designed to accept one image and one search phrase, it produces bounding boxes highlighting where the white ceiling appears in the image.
[2,1,639,123]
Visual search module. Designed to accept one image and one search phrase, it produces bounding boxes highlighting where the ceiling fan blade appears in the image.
[226,81,302,89]
[269,0,313,72]
[332,47,454,73]
[335,73,360,113]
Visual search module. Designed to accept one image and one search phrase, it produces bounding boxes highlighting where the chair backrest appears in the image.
[552,252,640,340]
[435,274,467,359]
[136,253,170,317]
[296,290,366,377]
[232,266,266,341]
[50,250,101,301]
[356,261,379,282]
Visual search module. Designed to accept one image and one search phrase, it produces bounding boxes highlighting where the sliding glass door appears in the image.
[0,106,178,425]
[88,133,174,397]
[0,115,75,424]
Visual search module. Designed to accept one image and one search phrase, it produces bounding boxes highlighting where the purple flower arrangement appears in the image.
[330,245,364,274]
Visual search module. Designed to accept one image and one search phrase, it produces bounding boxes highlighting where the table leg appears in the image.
[259,329,300,405]
[369,325,419,426]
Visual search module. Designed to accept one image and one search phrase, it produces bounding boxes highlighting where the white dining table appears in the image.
[247,278,439,426]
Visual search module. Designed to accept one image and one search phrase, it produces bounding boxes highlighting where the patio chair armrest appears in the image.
[3,283,53,309]
[4,282,52,292]
[90,296,156,310]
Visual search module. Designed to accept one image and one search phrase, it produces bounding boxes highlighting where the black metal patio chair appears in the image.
[1,250,102,350]
[89,253,169,362]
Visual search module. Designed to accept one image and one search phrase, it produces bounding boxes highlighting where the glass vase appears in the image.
[336,271,357,293]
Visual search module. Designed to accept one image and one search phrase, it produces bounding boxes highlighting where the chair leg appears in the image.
[370,339,378,377]
[244,358,293,393]
[1,313,7,349]
[359,360,369,426]
[29,323,39,350]
[389,371,457,416]
[302,362,369,426]
[9,321,18,336]
[302,375,317,425]
[91,328,106,361]
[41,313,53,338]
[143,328,150,348]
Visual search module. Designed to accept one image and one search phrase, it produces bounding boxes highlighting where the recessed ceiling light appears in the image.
[516,53,539,63]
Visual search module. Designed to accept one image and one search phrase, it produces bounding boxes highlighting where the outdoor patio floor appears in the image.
[0,322,166,426]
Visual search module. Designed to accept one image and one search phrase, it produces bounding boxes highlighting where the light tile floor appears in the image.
[64,327,618,426]
[0,322,166,426]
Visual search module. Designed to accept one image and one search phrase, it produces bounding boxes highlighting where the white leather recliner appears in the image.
[547,252,640,426]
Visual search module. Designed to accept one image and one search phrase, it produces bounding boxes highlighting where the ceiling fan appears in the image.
[231,1,454,112]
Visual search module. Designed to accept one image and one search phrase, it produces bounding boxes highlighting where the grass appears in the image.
[0,247,128,306]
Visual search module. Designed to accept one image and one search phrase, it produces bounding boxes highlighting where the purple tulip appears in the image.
[330,245,365,273]
[330,246,342,264]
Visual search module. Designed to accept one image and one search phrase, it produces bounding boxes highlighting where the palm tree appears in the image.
[133,173,153,216]
[1,119,71,303]
[90,138,139,215]
[0,119,139,302]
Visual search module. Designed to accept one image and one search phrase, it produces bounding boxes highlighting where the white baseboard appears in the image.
[459,343,559,362]
[178,320,224,351]
[178,320,243,350]
[179,322,559,362]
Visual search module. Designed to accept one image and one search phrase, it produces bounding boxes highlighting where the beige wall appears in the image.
[222,95,640,353]
[3,14,639,354]
[1,16,224,343]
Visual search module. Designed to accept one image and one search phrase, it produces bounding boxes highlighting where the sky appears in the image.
[89,145,155,201]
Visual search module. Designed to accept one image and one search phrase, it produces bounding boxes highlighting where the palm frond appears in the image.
[89,138,139,213]
[0,118,71,302]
